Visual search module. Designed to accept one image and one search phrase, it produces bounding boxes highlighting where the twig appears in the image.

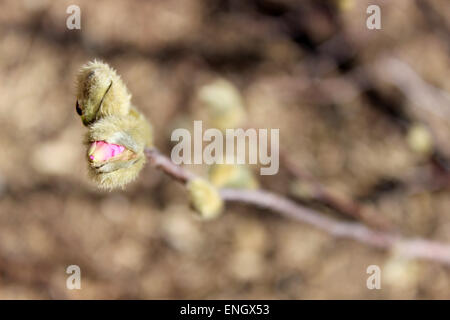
[145,148,195,183]
[145,147,450,266]
[415,0,450,55]
[372,56,450,180]
[374,57,450,120]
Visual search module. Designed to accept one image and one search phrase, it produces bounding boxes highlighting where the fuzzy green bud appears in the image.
[209,164,259,189]
[187,178,224,220]
[76,60,131,126]
[85,111,152,190]
[407,123,433,156]
[197,79,246,131]
[76,60,153,190]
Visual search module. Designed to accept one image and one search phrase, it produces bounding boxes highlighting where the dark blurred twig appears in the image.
[279,151,393,231]
[145,147,450,266]
[415,0,450,54]
[372,57,450,180]
[373,57,450,120]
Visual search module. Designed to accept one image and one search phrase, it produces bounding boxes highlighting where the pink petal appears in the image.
[88,141,126,162]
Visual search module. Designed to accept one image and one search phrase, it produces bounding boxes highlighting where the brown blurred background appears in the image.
[0,0,449,299]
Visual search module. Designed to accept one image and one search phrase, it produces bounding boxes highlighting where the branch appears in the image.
[144,147,450,266]
[145,148,195,183]
[372,56,450,179]
[374,57,450,120]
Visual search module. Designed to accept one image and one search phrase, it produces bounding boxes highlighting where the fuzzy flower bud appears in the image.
[85,112,152,190]
[187,178,224,220]
[407,123,433,156]
[197,78,246,131]
[76,60,153,190]
[76,60,132,126]
[209,164,259,189]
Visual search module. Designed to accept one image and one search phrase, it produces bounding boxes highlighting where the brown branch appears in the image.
[144,147,450,266]
[373,57,450,120]
[145,148,195,183]
[372,56,450,181]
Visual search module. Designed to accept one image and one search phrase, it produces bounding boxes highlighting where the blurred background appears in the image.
[0,0,449,299]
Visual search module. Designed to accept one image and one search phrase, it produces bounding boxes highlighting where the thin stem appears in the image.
[145,147,450,266]
[145,148,195,183]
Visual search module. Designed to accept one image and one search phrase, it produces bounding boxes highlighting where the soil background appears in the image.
[0,0,449,299]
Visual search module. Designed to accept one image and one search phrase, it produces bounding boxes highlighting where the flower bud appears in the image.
[209,164,259,189]
[197,78,246,131]
[407,123,433,156]
[76,60,152,190]
[85,111,152,190]
[187,178,223,220]
[76,60,131,125]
